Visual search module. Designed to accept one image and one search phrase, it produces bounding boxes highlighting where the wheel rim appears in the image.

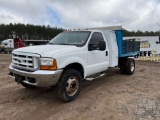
[66,76,79,96]
[130,62,135,72]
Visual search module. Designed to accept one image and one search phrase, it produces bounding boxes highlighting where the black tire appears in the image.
[120,60,126,74]
[20,82,36,89]
[56,69,82,102]
[125,58,135,75]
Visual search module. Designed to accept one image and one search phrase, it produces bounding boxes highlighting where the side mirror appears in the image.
[98,41,106,51]
[88,44,98,51]
[88,41,106,51]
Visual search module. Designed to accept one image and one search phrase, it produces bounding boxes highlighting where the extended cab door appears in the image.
[109,31,118,67]
[86,32,109,76]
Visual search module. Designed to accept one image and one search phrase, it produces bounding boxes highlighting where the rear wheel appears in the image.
[125,58,135,75]
[56,69,82,102]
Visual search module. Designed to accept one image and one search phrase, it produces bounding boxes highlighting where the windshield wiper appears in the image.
[56,43,78,46]
[48,43,79,47]
[48,43,54,45]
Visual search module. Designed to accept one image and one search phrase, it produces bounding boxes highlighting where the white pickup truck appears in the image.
[9,26,140,102]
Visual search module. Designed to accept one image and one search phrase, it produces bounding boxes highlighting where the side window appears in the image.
[89,32,104,44]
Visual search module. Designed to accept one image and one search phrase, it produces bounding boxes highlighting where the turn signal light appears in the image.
[40,60,57,70]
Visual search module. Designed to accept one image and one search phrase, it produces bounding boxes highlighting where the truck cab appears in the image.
[9,26,140,102]
[0,38,25,54]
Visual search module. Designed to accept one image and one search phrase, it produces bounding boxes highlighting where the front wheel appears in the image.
[56,69,82,102]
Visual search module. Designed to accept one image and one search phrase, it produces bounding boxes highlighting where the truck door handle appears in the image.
[106,51,108,56]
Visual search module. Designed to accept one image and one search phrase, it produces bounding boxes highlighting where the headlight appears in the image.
[40,58,57,70]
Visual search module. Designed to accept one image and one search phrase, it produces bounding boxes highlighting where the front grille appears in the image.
[12,52,40,71]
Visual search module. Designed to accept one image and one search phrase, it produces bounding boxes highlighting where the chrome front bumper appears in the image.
[9,64,63,87]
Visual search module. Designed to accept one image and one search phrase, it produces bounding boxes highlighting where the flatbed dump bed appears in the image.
[115,30,140,57]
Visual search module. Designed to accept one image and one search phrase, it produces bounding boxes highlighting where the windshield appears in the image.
[48,31,91,47]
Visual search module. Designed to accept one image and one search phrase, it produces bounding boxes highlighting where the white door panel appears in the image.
[87,50,109,76]
[86,32,109,76]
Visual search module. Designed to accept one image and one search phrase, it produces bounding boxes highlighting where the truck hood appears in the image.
[13,45,77,57]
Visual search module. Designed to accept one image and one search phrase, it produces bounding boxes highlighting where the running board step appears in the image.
[85,73,105,81]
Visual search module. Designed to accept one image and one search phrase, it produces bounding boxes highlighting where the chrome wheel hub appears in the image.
[66,76,79,96]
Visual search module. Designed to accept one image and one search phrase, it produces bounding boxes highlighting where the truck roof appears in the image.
[82,25,123,31]
[1,39,13,43]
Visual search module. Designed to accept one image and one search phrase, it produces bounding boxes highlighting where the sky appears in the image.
[0,0,160,31]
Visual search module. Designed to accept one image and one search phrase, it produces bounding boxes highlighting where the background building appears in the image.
[124,36,160,61]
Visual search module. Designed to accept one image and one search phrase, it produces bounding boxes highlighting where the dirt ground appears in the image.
[0,54,160,120]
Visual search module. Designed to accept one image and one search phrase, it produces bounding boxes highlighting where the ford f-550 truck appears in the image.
[9,26,140,102]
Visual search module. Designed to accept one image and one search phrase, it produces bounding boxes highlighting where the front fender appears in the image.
[57,56,87,77]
